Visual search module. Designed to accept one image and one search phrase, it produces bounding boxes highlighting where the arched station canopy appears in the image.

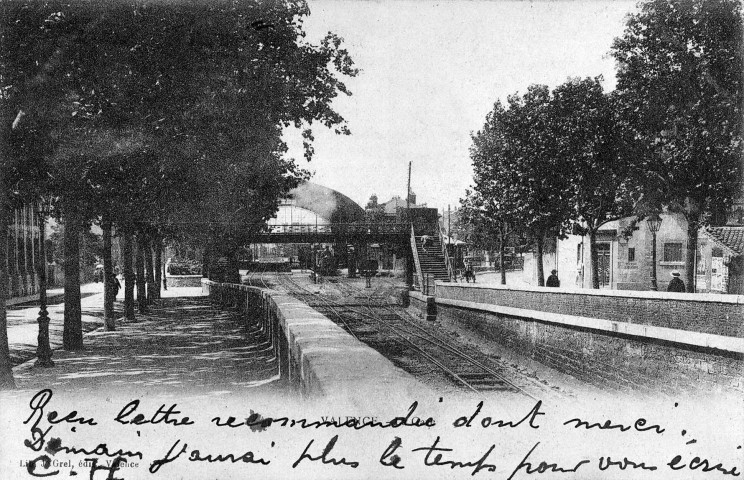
[278,181,365,225]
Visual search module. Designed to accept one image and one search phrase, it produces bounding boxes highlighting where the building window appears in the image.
[627,247,635,262]
[663,242,683,263]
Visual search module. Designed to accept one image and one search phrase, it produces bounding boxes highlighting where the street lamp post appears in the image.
[35,199,54,367]
[646,213,663,292]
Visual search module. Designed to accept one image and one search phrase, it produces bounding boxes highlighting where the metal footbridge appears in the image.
[244,223,409,244]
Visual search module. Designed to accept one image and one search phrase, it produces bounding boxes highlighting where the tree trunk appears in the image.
[203,242,212,280]
[499,227,506,285]
[154,238,162,299]
[589,229,600,289]
[686,216,699,293]
[122,231,136,321]
[102,220,115,330]
[145,236,157,301]
[225,247,241,284]
[62,208,83,350]
[535,236,545,287]
[135,234,147,314]
[0,205,16,389]
[162,245,168,291]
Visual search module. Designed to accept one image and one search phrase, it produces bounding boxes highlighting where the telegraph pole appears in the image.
[406,161,412,224]
[448,204,451,245]
[405,161,413,292]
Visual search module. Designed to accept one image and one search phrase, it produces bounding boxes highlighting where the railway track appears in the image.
[242,266,275,290]
[276,272,536,398]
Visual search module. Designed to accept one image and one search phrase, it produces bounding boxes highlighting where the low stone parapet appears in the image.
[434,282,744,394]
[203,279,432,406]
[167,274,203,287]
[435,282,744,338]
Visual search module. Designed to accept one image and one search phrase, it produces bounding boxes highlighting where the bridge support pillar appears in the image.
[406,250,414,291]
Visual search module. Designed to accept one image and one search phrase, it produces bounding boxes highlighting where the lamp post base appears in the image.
[35,310,55,368]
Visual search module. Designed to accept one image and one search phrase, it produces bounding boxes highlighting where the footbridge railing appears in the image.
[262,222,409,235]
[243,222,410,243]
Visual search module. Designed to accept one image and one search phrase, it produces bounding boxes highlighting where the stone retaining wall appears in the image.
[435,283,743,394]
[436,283,743,338]
[408,291,436,321]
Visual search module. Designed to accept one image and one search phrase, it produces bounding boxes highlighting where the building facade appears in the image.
[5,203,42,300]
[520,212,744,294]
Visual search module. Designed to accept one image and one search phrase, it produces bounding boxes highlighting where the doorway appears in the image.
[596,242,611,288]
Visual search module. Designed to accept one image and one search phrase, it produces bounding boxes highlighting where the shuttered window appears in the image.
[663,243,683,262]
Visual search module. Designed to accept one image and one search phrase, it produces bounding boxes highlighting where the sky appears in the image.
[284,0,638,213]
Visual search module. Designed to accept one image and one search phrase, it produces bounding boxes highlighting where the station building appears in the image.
[524,209,744,294]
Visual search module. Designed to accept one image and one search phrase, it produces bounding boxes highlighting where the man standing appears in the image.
[546,269,560,287]
[667,270,686,292]
[464,262,475,283]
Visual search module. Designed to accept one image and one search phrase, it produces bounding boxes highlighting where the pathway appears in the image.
[10,289,283,397]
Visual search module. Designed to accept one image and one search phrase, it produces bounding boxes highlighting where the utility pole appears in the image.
[448,204,451,245]
[406,161,412,225]
[405,161,414,292]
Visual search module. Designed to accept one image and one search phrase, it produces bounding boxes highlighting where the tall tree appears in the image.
[1,0,359,364]
[551,77,637,288]
[121,231,135,321]
[460,190,513,284]
[501,87,572,286]
[102,219,115,330]
[0,203,15,388]
[612,0,743,291]
[464,100,521,285]
[61,205,83,349]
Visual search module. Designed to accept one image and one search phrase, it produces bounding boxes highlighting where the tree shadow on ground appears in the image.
[14,298,283,397]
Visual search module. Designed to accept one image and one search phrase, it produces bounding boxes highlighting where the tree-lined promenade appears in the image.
[0,0,358,389]
[462,0,742,289]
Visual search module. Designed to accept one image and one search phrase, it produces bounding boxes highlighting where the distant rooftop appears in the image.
[379,194,426,215]
[703,226,744,256]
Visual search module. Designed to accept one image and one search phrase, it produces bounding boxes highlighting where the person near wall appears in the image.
[421,235,432,253]
[108,273,122,299]
[464,262,475,283]
[546,269,560,287]
[667,270,686,292]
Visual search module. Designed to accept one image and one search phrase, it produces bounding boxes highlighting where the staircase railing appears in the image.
[439,227,455,282]
[410,224,425,292]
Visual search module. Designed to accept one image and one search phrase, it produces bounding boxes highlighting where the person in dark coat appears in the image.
[108,273,122,298]
[667,270,686,292]
[546,269,560,287]
[464,262,475,283]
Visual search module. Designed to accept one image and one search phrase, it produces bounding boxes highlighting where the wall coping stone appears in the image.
[205,280,433,406]
[409,291,434,302]
[437,297,744,355]
[436,281,744,305]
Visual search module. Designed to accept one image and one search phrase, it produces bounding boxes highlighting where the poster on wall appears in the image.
[711,257,724,291]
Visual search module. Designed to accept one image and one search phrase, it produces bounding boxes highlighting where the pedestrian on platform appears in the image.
[667,270,686,292]
[464,262,475,283]
[546,269,560,287]
[421,235,432,253]
[108,273,122,299]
